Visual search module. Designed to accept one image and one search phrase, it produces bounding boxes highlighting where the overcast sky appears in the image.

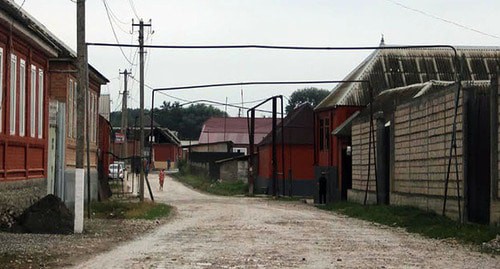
[14,0,500,116]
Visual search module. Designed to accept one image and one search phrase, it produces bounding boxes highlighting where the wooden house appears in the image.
[0,0,109,212]
[0,0,57,212]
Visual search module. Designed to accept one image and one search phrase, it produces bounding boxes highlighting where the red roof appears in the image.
[198,117,274,145]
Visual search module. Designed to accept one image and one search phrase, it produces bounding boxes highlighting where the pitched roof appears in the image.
[259,103,314,145]
[0,0,109,83]
[333,80,491,136]
[315,46,500,109]
[198,117,274,145]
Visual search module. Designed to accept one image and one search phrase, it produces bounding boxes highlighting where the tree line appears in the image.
[110,87,330,140]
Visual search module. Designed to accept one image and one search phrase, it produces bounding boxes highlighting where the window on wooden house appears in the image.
[324,118,330,150]
[10,54,17,135]
[30,65,36,137]
[19,59,26,136]
[319,119,324,150]
[92,93,97,142]
[0,48,3,133]
[68,79,73,138]
[73,81,77,138]
[38,69,44,138]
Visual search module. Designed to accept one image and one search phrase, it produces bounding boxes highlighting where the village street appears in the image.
[71,174,499,269]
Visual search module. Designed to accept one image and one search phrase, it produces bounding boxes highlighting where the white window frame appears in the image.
[73,81,77,138]
[10,54,17,135]
[68,79,73,138]
[30,65,36,138]
[19,59,26,137]
[38,69,43,138]
[0,48,3,133]
[92,93,97,142]
[90,92,93,142]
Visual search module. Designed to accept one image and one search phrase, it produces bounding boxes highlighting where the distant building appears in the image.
[99,94,111,121]
[198,117,274,154]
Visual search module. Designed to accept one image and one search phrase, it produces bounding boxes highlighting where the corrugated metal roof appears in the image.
[198,117,274,145]
[315,46,500,109]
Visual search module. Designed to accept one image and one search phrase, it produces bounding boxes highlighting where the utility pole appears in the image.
[75,0,87,233]
[132,19,151,202]
[120,69,130,161]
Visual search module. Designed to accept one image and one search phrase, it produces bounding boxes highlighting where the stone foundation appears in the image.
[0,178,47,215]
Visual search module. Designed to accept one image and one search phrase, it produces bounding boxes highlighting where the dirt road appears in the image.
[71,174,499,268]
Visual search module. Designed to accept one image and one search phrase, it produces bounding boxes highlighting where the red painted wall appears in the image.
[315,106,360,168]
[258,144,314,181]
[153,144,180,162]
[0,18,50,182]
[99,116,111,178]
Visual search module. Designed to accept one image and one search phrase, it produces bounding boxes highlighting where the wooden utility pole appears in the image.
[132,19,151,202]
[75,0,87,233]
[120,69,130,160]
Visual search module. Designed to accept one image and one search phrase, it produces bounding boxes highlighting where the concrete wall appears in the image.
[0,178,47,215]
[392,89,464,219]
[255,176,316,197]
[62,168,98,211]
[350,89,464,219]
[350,120,377,204]
[219,160,248,183]
[190,143,230,153]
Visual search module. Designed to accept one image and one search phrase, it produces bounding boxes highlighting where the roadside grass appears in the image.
[320,202,500,247]
[172,166,248,196]
[91,200,172,220]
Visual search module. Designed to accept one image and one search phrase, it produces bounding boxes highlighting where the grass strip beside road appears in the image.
[320,202,500,247]
[91,201,172,220]
[172,169,248,196]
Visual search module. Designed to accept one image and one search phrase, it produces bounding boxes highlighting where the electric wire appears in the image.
[128,0,141,20]
[102,0,135,65]
[386,0,500,40]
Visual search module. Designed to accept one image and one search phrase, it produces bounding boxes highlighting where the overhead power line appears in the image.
[386,0,500,40]
[128,0,140,20]
[102,0,136,65]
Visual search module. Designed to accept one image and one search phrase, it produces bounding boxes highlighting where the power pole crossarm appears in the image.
[120,69,130,161]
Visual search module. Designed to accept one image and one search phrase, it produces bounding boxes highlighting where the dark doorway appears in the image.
[341,148,352,200]
[466,88,491,224]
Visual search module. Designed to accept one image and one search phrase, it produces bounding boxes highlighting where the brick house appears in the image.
[348,79,500,225]
[314,44,500,203]
[48,58,108,204]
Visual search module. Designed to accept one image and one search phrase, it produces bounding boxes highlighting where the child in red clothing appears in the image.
[159,169,165,191]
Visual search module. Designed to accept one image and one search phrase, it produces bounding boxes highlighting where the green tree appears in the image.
[286,87,330,113]
[110,102,228,140]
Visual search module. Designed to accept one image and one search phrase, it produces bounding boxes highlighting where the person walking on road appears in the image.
[319,172,327,204]
[159,169,165,191]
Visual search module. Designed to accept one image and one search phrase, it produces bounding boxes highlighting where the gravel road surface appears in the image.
[71,174,499,269]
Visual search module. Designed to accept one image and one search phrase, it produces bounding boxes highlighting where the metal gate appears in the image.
[465,88,491,224]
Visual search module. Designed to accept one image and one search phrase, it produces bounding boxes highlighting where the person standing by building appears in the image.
[319,172,327,204]
[159,169,165,191]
